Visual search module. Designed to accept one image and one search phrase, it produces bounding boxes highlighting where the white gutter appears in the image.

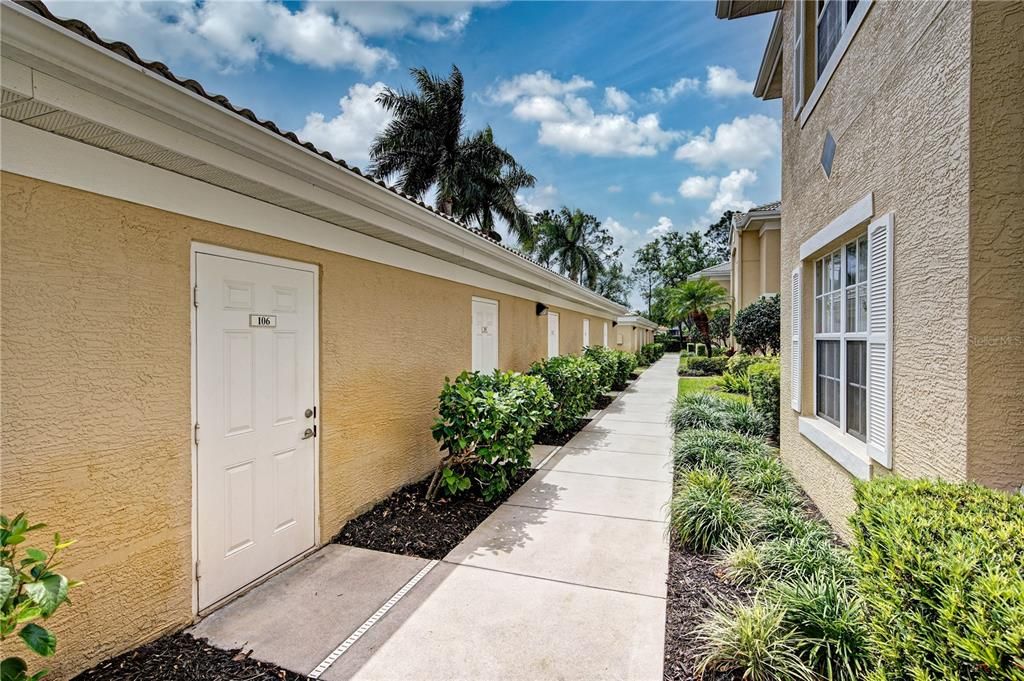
[0,1,627,317]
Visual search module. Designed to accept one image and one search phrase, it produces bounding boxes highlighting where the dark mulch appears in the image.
[664,538,751,681]
[534,418,591,446]
[630,371,642,380]
[594,393,615,410]
[333,469,534,560]
[72,631,303,681]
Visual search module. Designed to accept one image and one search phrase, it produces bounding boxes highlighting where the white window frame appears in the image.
[793,0,805,118]
[796,0,873,127]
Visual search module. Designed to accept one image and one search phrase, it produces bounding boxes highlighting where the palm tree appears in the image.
[369,66,535,245]
[533,208,606,288]
[669,277,728,351]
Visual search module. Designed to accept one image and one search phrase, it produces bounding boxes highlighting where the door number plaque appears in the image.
[249,314,277,328]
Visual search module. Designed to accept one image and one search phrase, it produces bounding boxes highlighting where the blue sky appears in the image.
[50,0,780,309]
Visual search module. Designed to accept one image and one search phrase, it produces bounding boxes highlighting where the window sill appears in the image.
[798,416,872,480]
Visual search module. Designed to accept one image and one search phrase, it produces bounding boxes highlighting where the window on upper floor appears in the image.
[794,0,870,123]
[816,0,859,77]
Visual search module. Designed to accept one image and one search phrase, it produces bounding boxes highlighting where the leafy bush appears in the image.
[583,345,617,393]
[710,307,731,348]
[430,370,553,501]
[1,514,80,681]
[768,574,873,681]
[654,333,681,352]
[685,342,709,357]
[696,598,814,681]
[610,350,637,390]
[679,355,728,376]
[638,343,665,366]
[727,353,764,377]
[528,355,602,434]
[749,361,781,440]
[717,370,751,394]
[671,470,750,553]
[732,294,780,355]
[851,478,1024,680]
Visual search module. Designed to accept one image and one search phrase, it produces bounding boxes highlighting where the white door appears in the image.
[603,322,609,347]
[547,312,560,358]
[582,319,590,348]
[472,297,499,372]
[195,251,317,610]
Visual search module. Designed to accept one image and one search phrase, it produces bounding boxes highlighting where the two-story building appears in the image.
[717,0,1023,530]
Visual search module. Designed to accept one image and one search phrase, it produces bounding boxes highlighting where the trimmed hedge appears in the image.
[431,370,553,500]
[583,345,617,393]
[528,355,603,434]
[639,342,665,366]
[611,349,638,390]
[748,361,780,440]
[680,356,729,376]
[851,478,1024,680]
[726,354,764,377]
[655,333,681,352]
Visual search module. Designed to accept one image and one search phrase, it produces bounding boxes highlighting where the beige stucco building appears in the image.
[729,202,781,318]
[0,4,629,677]
[718,0,1024,532]
[613,315,659,352]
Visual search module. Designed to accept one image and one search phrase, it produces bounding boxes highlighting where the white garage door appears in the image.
[472,297,499,372]
[548,311,560,358]
[194,249,317,610]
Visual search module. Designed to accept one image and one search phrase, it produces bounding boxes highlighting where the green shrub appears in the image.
[673,429,770,476]
[696,598,814,681]
[583,345,617,392]
[610,349,637,390]
[679,355,728,376]
[851,478,1024,680]
[528,355,602,434]
[767,574,873,681]
[654,333,681,352]
[638,342,665,366]
[749,360,781,440]
[1,514,80,681]
[430,370,553,501]
[717,370,751,394]
[732,294,780,355]
[727,353,764,377]
[671,470,750,553]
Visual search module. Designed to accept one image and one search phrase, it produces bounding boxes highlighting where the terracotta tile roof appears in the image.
[13,0,573,279]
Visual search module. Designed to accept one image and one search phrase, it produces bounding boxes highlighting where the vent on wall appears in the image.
[821,130,837,178]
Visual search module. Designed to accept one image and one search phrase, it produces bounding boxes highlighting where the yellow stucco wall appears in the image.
[739,230,761,310]
[780,0,973,534]
[0,172,616,677]
[759,227,781,296]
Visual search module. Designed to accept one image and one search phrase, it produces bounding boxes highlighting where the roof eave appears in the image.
[753,11,783,100]
[715,0,784,20]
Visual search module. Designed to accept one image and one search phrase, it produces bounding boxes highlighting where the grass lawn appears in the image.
[677,375,719,396]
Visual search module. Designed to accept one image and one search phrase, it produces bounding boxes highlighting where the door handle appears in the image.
[302,427,315,440]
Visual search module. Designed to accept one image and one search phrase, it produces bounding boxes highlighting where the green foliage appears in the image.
[528,355,602,434]
[430,370,553,501]
[717,370,751,394]
[532,208,607,287]
[654,333,681,352]
[582,345,617,393]
[754,505,830,542]
[732,294,781,355]
[696,598,815,681]
[670,392,767,437]
[756,535,855,585]
[671,470,751,553]
[679,355,728,376]
[638,343,665,367]
[709,307,732,348]
[734,452,797,500]
[748,360,781,439]
[610,350,638,390]
[850,478,1024,680]
[767,574,874,681]
[1,514,80,681]
[727,353,764,377]
[673,429,771,476]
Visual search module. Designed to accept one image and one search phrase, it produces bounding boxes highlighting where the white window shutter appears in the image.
[866,214,894,467]
[791,266,802,412]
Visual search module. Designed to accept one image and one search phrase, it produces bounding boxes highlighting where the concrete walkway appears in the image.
[192,354,679,681]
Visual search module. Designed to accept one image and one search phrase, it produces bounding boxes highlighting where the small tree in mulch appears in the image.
[429,370,553,502]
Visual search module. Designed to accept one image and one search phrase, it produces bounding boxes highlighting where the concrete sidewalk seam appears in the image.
[501,502,669,524]
[438,561,668,601]
[535,469,670,484]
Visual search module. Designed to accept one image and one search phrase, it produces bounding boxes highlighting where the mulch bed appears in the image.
[664,538,751,681]
[593,393,615,410]
[72,631,304,681]
[333,469,534,560]
[534,418,591,446]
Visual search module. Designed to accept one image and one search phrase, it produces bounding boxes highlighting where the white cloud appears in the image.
[649,76,701,103]
[705,66,754,97]
[649,191,675,206]
[511,95,572,123]
[48,0,398,74]
[678,175,719,199]
[607,185,623,193]
[516,184,559,214]
[297,82,392,164]
[647,216,675,237]
[674,114,781,168]
[708,169,758,215]
[328,2,488,41]
[489,71,594,104]
[603,86,635,113]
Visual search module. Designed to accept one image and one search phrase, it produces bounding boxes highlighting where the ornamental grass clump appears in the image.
[671,470,751,553]
[851,477,1024,680]
[734,452,797,499]
[527,355,602,434]
[672,429,771,477]
[753,505,830,542]
[670,392,768,438]
[430,370,553,501]
[695,598,814,681]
